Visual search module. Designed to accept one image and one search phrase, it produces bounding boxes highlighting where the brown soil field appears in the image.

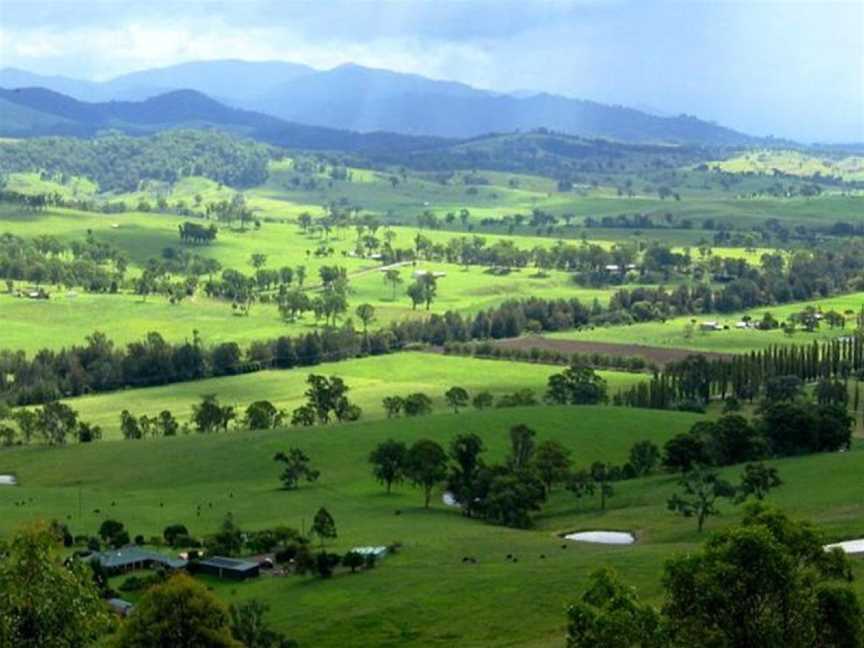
[487,335,733,366]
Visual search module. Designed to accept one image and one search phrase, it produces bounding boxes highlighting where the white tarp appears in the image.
[0,475,17,486]
[351,546,388,557]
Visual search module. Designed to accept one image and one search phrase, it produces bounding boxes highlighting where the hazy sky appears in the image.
[1,0,862,142]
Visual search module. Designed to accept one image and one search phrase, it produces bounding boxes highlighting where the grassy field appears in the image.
[708,149,864,182]
[2,404,863,646]
[549,291,864,354]
[0,263,613,355]
[54,353,647,440]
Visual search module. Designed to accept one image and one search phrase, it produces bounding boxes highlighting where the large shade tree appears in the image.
[0,523,112,648]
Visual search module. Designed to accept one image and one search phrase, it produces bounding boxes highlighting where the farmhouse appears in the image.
[699,321,723,332]
[88,547,188,575]
[192,556,260,580]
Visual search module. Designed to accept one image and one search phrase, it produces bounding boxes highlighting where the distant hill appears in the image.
[246,65,757,145]
[2,60,763,146]
[0,87,448,154]
[0,60,315,103]
[104,60,316,102]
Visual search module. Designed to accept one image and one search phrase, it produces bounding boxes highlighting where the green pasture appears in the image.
[708,149,864,182]
[0,262,615,355]
[550,292,864,354]
[55,353,646,440]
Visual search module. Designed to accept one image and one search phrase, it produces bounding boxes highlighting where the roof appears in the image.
[198,556,260,571]
[90,547,187,570]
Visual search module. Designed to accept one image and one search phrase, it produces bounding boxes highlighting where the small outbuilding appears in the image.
[192,556,260,581]
[107,598,134,617]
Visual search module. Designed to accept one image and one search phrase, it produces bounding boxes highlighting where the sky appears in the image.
[0,0,862,142]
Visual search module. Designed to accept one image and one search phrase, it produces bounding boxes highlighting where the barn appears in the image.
[192,556,261,580]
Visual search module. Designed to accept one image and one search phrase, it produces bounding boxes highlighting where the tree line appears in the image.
[616,336,864,410]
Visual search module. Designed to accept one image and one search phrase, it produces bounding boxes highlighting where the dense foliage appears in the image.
[0,130,272,191]
[567,507,863,648]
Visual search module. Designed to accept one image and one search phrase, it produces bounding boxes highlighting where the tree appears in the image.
[229,600,297,648]
[192,394,235,433]
[0,523,112,648]
[355,303,376,346]
[815,379,849,407]
[157,409,179,436]
[369,439,408,494]
[298,374,359,424]
[408,273,437,310]
[472,391,494,409]
[76,421,102,443]
[589,462,616,511]
[628,440,660,477]
[311,507,337,548]
[444,386,469,413]
[383,268,403,300]
[274,448,320,489]
[508,424,536,471]
[545,364,608,405]
[206,514,244,557]
[407,281,425,310]
[667,466,736,532]
[477,466,547,528]
[403,392,433,416]
[249,253,267,270]
[35,401,78,445]
[290,404,316,427]
[446,432,486,515]
[405,439,448,507]
[245,400,282,430]
[758,401,852,456]
[736,462,782,502]
[314,551,341,579]
[763,374,804,403]
[163,523,190,547]
[277,289,311,322]
[566,568,667,648]
[382,396,405,418]
[662,432,708,472]
[533,440,572,492]
[99,519,128,547]
[663,505,863,648]
[704,414,767,466]
[113,573,242,647]
[342,551,365,573]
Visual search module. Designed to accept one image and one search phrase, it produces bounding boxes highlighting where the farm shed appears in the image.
[699,321,723,332]
[193,556,261,580]
[351,546,388,558]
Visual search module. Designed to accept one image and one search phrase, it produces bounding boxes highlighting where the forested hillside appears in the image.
[0,130,273,191]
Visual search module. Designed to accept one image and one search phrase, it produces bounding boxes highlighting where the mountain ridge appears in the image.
[1,60,762,145]
[0,86,450,154]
